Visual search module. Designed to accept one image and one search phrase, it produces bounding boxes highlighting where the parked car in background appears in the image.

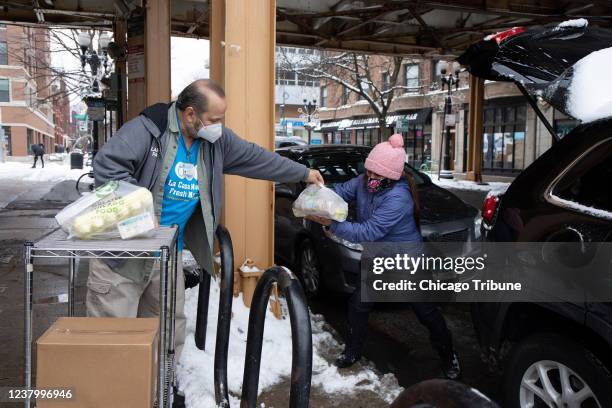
[274,144,479,297]
[460,21,612,408]
[275,136,308,148]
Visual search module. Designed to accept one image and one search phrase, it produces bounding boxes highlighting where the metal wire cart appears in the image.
[23,226,179,408]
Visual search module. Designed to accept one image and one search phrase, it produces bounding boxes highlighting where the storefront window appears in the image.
[341,131,351,144]
[356,129,364,145]
[363,129,372,146]
[482,103,527,174]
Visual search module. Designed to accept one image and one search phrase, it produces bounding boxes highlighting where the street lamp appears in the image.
[298,98,318,144]
[78,31,113,159]
[78,30,112,94]
[437,67,460,180]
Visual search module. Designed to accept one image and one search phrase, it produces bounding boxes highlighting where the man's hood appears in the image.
[140,102,170,137]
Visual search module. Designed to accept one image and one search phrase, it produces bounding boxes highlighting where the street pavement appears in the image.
[0,180,88,397]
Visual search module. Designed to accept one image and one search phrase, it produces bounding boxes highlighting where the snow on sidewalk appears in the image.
[177,278,402,407]
[0,160,91,182]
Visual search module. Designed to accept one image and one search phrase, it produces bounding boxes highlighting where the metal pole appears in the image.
[68,257,76,316]
[24,242,34,408]
[240,266,312,408]
[158,246,170,408]
[195,270,211,350]
[214,225,234,408]
[92,120,99,158]
[437,97,448,181]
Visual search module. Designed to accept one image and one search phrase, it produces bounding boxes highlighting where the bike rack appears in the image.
[194,225,234,408]
[195,229,312,408]
[240,266,312,408]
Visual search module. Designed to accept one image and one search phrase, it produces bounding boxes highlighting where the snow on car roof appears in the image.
[556,18,589,30]
[567,47,612,123]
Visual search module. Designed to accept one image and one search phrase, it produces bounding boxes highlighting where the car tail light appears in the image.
[482,195,500,224]
[486,27,525,44]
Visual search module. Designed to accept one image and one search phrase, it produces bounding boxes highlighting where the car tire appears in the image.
[504,332,612,408]
[297,239,321,298]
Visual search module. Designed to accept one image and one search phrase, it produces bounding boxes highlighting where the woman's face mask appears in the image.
[367,176,392,193]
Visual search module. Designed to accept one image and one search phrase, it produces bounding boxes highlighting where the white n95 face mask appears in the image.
[196,122,223,143]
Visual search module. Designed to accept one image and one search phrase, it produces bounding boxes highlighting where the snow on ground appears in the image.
[427,173,510,193]
[177,277,402,407]
[567,46,612,123]
[0,159,91,183]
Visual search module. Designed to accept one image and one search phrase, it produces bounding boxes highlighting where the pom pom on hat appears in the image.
[389,133,404,148]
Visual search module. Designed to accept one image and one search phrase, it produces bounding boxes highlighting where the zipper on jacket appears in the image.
[211,144,216,227]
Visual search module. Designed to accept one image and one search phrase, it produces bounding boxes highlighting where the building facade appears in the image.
[0,24,56,157]
[52,77,75,151]
[316,54,575,179]
[275,46,320,141]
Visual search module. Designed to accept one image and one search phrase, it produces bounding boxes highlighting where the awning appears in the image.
[391,108,432,125]
[315,118,353,132]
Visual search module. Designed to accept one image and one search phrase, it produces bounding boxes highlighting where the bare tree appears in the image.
[278,48,427,131]
[6,26,110,110]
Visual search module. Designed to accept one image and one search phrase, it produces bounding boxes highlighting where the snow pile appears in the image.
[567,47,612,123]
[177,279,402,407]
[0,161,91,182]
[556,18,588,30]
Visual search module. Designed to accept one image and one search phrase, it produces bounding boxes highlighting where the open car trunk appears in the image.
[457,20,612,124]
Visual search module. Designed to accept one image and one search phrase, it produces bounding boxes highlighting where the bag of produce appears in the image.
[55,180,156,240]
[292,184,348,222]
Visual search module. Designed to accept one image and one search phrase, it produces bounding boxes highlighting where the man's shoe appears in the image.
[442,352,461,380]
[334,351,360,368]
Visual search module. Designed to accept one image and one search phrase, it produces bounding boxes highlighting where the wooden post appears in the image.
[211,0,277,307]
[145,0,171,105]
[466,75,484,182]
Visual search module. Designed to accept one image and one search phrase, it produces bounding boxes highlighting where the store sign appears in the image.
[280,119,305,127]
[396,118,411,132]
[444,114,457,127]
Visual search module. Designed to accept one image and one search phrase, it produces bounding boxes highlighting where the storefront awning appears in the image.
[317,108,432,132]
[315,118,353,132]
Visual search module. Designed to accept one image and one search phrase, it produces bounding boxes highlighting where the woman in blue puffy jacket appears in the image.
[308,134,460,379]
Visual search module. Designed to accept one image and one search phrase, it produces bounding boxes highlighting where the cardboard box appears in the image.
[36,317,159,408]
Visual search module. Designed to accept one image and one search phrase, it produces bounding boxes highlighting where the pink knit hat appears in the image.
[365,134,405,180]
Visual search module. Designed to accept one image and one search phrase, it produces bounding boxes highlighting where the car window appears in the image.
[306,154,427,185]
[552,139,612,214]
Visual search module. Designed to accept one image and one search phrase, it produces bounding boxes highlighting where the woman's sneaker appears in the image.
[334,350,361,368]
[442,352,461,380]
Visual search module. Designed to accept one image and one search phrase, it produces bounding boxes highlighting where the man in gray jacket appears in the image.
[87,79,323,366]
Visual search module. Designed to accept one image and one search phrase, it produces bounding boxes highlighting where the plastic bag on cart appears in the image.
[292,184,348,222]
[55,180,157,240]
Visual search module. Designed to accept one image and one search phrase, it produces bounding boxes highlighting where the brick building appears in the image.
[316,54,578,179]
[0,24,56,157]
[52,77,74,151]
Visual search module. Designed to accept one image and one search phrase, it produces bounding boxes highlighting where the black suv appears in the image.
[460,23,612,408]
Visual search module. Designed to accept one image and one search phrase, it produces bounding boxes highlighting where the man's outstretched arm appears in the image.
[221,127,323,184]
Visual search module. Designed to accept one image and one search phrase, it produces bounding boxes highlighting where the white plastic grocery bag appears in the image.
[55,180,157,240]
[292,184,348,222]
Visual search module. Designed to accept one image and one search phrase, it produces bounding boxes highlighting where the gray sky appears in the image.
[50,31,210,107]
